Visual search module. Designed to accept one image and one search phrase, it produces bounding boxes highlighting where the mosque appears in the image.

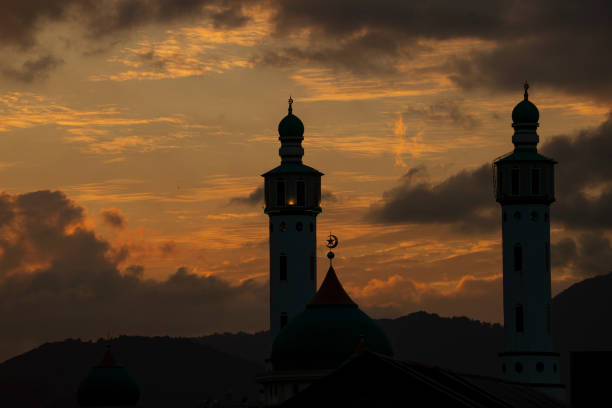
[75,86,568,407]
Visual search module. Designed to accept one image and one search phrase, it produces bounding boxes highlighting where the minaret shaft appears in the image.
[501,203,552,353]
[268,214,318,335]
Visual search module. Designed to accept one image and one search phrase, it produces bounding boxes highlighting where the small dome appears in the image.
[270,266,393,371]
[77,348,140,407]
[512,99,539,123]
[512,82,539,123]
[278,113,304,138]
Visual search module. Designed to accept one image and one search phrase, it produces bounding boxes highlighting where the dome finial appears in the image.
[326,233,338,266]
[524,81,529,101]
[288,96,293,114]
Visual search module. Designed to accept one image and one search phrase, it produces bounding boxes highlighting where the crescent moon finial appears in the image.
[326,233,338,249]
[326,233,338,266]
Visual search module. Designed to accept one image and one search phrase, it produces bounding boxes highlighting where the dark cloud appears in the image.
[541,113,612,229]
[261,0,612,100]
[230,186,264,206]
[0,0,254,81]
[403,100,481,130]
[0,190,266,362]
[369,112,612,234]
[101,208,127,229]
[551,238,577,269]
[0,1,76,49]
[552,233,612,277]
[449,21,612,101]
[0,0,251,49]
[1,54,63,83]
[368,164,495,232]
[270,1,508,40]
[1,1,610,97]
[0,190,84,277]
[253,31,407,75]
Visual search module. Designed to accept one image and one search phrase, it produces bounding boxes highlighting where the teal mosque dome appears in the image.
[270,265,394,371]
[512,82,539,123]
[278,96,304,138]
[77,346,140,407]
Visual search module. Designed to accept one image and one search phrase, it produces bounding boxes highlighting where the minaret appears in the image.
[494,83,565,401]
[262,97,323,337]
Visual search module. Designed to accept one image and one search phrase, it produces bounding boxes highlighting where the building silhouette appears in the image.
[77,345,140,407]
[257,90,568,407]
[257,246,393,406]
[73,90,571,407]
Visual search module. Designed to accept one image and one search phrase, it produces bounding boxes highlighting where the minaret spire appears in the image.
[326,233,338,267]
[309,234,356,307]
[524,81,529,100]
[288,96,293,114]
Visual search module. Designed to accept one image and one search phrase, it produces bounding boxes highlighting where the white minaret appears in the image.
[263,97,322,337]
[494,83,565,402]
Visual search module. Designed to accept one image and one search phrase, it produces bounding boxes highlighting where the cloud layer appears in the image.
[368,164,495,232]
[1,0,610,102]
[0,0,250,49]
[0,190,266,362]
[265,0,612,100]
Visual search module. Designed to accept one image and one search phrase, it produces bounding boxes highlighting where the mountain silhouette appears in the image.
[0,336,263,407]
[553,271,612,351]
[2,272,612,407]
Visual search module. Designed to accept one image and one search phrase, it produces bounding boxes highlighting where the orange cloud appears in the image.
[0,92,201,156]
[349,273,503,323]
[90,10,272,82]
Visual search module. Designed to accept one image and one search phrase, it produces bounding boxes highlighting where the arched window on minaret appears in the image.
[296,180,305,206]
[277,180,285,206]
[514,244,523,272]
[531,167,541,195]
[280,254,287,281]
[511,167,520,195]
[516,304,524,333]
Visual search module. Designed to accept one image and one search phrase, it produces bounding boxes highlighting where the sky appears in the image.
[1,0,612,362]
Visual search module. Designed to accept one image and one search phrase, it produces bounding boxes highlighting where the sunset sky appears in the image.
[1,0,612,361]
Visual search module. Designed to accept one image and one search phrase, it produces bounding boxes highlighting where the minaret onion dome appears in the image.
[511,82,540,151]
[277,96,305,163]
